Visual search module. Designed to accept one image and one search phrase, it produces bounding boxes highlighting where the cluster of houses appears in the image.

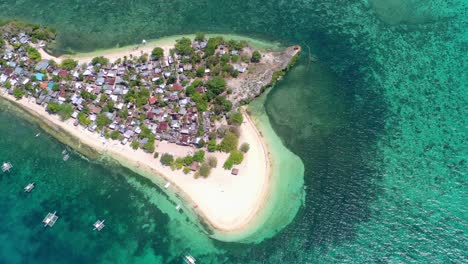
[0,31,250,149]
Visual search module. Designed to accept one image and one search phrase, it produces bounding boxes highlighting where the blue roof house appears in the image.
[36,73,45,81]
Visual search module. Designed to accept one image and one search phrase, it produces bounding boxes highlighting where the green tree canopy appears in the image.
[143,140,155,153]
[91,56,109,66]
[151,47,164,60]
[227,39,247,50]
[175,37,194,55]
[229,112,243,126]
[12,88,25,99]
[240,143,250,153]
[219,131,239,152]
[96,113,111,128]
[58,104,73,120]
[60,58,78,70]
[47,102,73,120]
[207,156,218,168]
[110,130,120,140]
[213,96,232,114]
[193,150,205,162]
[204,37,224,57]
[183,155,194,166]
[199,162,212,178]
[195,32,205,42]
[251,50,261,63]
[131,141,140,150]
[206,77,226,96]
[77,112,91,126]
[26,46,41,61]
[207,139,217,152]
[223,150,244,169]
[160,153,174,166]
[196,66,205,77]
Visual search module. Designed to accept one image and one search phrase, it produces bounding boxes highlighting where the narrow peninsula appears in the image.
[0,21,302,241]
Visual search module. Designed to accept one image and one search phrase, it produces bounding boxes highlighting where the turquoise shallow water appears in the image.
[0,0,467,263]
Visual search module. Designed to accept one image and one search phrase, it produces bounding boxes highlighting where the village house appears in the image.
[0,30,255,153]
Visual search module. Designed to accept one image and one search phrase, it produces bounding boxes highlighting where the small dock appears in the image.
[24,183,35,192]
[2,162,12,173]
[43,212,58,227]
[93,220,105,231]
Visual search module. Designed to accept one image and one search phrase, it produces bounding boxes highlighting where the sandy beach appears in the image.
[0,91,271,234]
[37,33,282,64]
[38,40,175,64]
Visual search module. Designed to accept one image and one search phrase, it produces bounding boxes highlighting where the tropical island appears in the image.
[0,20,302,240]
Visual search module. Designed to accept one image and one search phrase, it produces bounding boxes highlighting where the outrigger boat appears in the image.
[43,212,58,227]
[24,183,35,192]
[1,162,12,173]
[93,220,105,231]
[184,255,196,264]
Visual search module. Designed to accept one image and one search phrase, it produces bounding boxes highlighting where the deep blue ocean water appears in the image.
[0,0,467,263]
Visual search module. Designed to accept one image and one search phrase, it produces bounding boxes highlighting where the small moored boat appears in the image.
[1,162,12,173]
[24,183,35,192]
[184,255,196,264]
[93,219,105,231]
[43,211,58,227]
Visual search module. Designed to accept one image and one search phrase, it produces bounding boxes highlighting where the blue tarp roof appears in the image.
[36,73,44,81]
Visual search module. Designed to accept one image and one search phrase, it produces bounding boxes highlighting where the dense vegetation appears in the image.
[223,150,244,169]
[251,50,261,62]
[91,56,109,66]
[46,102,73,120]
[151,47,164,60]
[60,58,78,70]
[25,46,41,62]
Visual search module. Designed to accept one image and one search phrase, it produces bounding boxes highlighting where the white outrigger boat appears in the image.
[176,204,182,211]
[184,255,196,264]
[93,219,105,231]
[24,183,35,192]
[43,211,58,227]
[1,162,12,173]
[62,148,70,161]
